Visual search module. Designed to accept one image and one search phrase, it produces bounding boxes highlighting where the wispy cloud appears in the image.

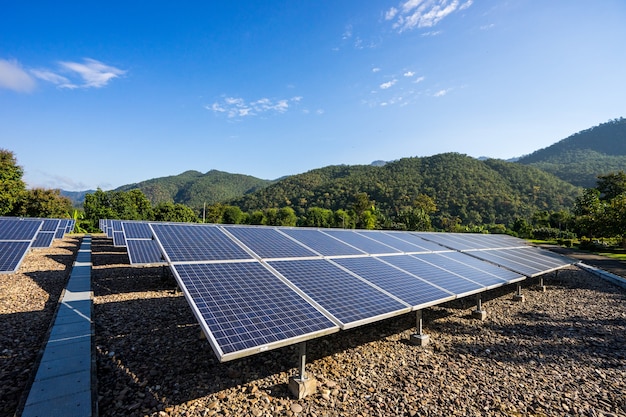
[208,96,302,118]
[434,88,451,97]
[380,79,397,89]
[403,71,415,77]
[385,0,473,32]
[30,58,126,89]
[0,59,36,93]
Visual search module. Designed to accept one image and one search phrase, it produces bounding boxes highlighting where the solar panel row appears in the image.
[99,220,577,362]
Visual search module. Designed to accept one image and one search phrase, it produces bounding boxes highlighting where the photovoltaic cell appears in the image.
[322,229,401,255]
[467,247,575,277]
[0,241,32,273]
[332,257,453,308]
[151,223,253,262]
[113,231,126,247]
[383,254,485,296]
[31,231,56,248]
[357,230,436,253]
[268,258,409,327]
[436,251,524,285]
[0,219,42,241]
[224,226,318,259]
[126,239,164,265]
[122,221,154,239]
[280,228,364,256]
[173,262,338,361]
[416,232,527,251]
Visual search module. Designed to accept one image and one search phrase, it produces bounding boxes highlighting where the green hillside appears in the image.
[115,169,272,209]
[517,118,626,187]
[231,153,581,229]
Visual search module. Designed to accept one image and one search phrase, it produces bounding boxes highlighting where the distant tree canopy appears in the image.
[573,171,626,240]
[0,149,72,218]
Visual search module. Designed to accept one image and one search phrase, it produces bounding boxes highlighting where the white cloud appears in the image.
[58,58,126,88]
[372,67,381,73]
[208,96,302,118]
[403,71,415,77]
[414,76,425,83]
[480,23,495,30]
[386,0,472,32]
[434,88,450,97]
[380,79,398,89]
[421,30,442,37]
[0,59,36,93]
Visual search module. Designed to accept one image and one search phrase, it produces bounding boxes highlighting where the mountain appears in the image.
[60,189,95,207]
[516,118,626,187]
[230,153,580,228]
[114,170,273,208]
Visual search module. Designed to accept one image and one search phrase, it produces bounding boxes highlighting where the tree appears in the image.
[153,202,198,222]
[16,188,72,218]
[0,149,26,215]
[573,188,603,238]
[222,205,244,224]
[597,172,626,200]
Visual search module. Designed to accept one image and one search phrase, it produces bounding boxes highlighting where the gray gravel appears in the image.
[2,235,626,416]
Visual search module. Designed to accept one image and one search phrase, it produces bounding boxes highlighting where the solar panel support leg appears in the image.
[513,283,525,302]
[289,342,317,399]
[472,294,487,321]
[410,310,430,346]
[539,276,546,292]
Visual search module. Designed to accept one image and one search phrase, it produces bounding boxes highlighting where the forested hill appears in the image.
[115,169,272,208]
[517,118,626,187]
[230,153,581,229]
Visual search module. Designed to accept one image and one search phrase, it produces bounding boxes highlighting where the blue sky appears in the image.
[1,1,625,191]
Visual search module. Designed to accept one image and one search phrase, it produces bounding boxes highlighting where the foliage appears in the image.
[15,188,73,218]
[0,149,26,215]
[84,188,155,226]
[517,118,626,187]
[115,169,272,210]
[153,202,198,223]
[230,153,580,230]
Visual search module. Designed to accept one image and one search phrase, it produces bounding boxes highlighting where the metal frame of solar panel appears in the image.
[0,218,43,273]
[148,223,554,363]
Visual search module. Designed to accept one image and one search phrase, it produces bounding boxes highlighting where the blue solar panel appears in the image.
[416,232,527,251]
[40,219,60,232]
[383,254,485,296]
[395,232,451,252]
[113,231,126,247]
[122,221,153,239]
[332,257,453,308]
[151,223,253,262]
[126,239,164,265]
[268,259,409,327]
[280,229,364,256]
[357,231,436,253]
[0,241,32,273]
[173,262,338,361]
[32,231,55,248]
[0,219,42,241]
[436,251,524,285]
[224,226,318,259]
[467,247,575,277]
[322,229,401,254]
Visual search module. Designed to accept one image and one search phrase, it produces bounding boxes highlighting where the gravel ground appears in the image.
[2,234,626,417]
[0,236,81,416]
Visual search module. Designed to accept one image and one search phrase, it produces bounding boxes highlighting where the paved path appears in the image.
[543,244,626,278]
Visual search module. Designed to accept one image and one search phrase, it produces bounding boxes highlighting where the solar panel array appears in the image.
[0,217,75,273]
[98,220,577,362]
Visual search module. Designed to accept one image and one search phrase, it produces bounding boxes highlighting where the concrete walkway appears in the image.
[21,235,95,417]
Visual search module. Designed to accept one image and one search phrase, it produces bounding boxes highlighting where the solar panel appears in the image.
[151,223,253,262]
[0,241,33,273]
[224,226,318,259]
[31,231,56,248]
[416,232,527,251]
[173,262,338,361]
[436,251,524,285]
[0,219,43,240]
[356,230,437,253]
[332,256,454,308]
[126,239,164,265]
[280,228,364,256]
[322,229,401,255]
[382,254,485,296]
[122,221,153,239]
[268,258,410,328]
[113,231,126,247]
[467,247,576,277]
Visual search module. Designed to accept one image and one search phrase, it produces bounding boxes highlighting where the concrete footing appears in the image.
[289,377,317,399]
[472,309,487,321]
[410,333,430,346]
[513,293,526,302]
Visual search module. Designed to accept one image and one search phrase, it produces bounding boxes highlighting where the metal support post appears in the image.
[410,309,430,346]
[472,293,487,320]
[513,283,525,302]
[289,342,316,399]
[298,341,307,380]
